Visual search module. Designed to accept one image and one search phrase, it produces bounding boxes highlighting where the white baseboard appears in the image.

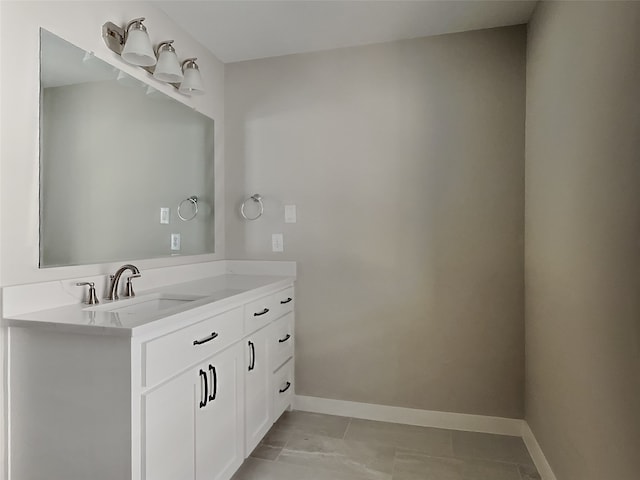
[293,395,524,436]
[293,395,557,480]
[521,423,557,480]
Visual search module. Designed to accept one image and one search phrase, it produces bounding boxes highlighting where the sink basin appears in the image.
[85,293,205,315]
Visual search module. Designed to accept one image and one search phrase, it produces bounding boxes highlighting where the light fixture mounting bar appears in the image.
[102,21,126,55]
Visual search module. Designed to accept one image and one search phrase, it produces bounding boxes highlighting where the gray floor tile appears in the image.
[518,464,542,480]
[232,457,370,480]
[275,410,352,439]
[390,472,427,480]
[231,457,317,480]
[393,450,463,480]
[345,418,454,457]
[235,413,541,480]
[452,431,535,466]
[250,443,282,461]
[461,458,521,480]
[278,431,395,480]
[261,423,293,448]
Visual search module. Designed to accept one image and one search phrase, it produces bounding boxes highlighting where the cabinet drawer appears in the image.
[269,312,294,372]
[243,295,276,335]
[143,307,243,387]
[271,359,294,422]
[272,286,294,320]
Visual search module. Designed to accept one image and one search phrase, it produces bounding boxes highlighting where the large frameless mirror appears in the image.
[39,29,215,267]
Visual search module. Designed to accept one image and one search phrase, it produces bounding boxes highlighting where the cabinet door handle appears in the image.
[248,341,256,371]
[278,334,291,343]
[199,369,208,408]
[280,297,292,304]
[193,332,218,346]
[208,364,217,401]
[253,308,269,317]
[279,381,291,394]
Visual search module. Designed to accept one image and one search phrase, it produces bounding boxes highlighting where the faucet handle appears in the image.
[76,282,99,305]
[123,274,141,298]
[106,275,117,301]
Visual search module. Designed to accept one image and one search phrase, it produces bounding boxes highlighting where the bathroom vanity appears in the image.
[3,22,295,480]
[4,268,295,480]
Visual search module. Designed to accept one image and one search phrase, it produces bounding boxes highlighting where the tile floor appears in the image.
[232,411,541,480]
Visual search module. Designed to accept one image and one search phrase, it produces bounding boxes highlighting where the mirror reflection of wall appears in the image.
[39,29,215,267]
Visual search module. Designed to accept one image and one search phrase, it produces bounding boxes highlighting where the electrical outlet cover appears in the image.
[272,233,284,252]
[160,207,170,224]
[170,233,181,251]
[284,205,297,223]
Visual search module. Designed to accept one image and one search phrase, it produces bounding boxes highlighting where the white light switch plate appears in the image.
[170,233,181,251]
[284,205,297,223]
[272,233,284,252]
[160,207,170,224]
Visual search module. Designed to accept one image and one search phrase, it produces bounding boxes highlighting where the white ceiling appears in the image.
[157,0,537,64]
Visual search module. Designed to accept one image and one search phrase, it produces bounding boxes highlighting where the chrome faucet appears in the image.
[107,264,141,301]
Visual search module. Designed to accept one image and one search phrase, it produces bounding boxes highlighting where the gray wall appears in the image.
[526,2,640,479]
[226,26,526,418]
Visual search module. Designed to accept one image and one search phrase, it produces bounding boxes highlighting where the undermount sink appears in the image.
[85,293,205,315]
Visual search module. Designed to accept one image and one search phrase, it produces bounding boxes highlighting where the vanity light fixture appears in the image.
[178,58,205,96]
[103,18,205,95]
[153,41,183,83]
[121,19,156,66]
[103,17,156,67]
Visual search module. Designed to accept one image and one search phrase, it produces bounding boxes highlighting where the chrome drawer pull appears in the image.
[280,297,292,304]
[278,334,291,343]
[279,381,291,394]
[193,332,219,346]
[254,308,269,317]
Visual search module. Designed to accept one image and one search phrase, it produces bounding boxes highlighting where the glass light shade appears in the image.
[179,63,205,95]
[153,47,183,83]
[121,27,156,67]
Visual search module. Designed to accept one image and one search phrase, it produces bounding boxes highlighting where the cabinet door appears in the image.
[244,326,272,455]
[144,369,196,480]
[196,343,245,480]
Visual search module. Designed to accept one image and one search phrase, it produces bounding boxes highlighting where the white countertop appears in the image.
[3,274,295,338]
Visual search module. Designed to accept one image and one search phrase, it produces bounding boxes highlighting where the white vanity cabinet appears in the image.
[268,288,296,421]
[272,357,295,420]
[269,312,295,372]
[244,326,272,455]
[142,306,244,388]
[194,344,245,480]
[144,343,244,480]
[7,280,295,480]
[144,366,195,480]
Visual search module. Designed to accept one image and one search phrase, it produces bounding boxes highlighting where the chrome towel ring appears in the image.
[240,194,264,220]
[178,196,198,221]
